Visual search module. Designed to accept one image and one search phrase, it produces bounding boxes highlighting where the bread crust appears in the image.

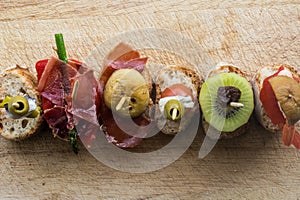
[0,65,43,140]
[252,64,300,133]
[155,65,202,135]
[202,118,248,139]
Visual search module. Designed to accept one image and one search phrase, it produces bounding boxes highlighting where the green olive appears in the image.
[8,95,29,117]
[28,106,41,118]
[104,69,150,118]
[0,96,11,108]
[164,99,185,121]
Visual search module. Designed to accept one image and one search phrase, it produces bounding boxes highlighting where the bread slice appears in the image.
[155,65,202,135]
[252,64,300,133]
[202,117,248,139]
[0,65,43,140]
[206,62,246,79]
[202,63,250,139]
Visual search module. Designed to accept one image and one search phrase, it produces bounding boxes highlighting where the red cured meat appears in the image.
[98,43,150,148]
[43,106,69,140]
[37,57,99,146]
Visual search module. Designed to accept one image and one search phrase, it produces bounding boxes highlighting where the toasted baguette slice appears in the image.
[0,65,43,140]
[155,65,202,135]
[202,63,250,139]
[252,64,300,133]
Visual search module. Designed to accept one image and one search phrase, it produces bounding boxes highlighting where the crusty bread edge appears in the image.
[251,64,299,133]
[202,118,248,139]
[155,65,203,135]
[155,65,203,104]
[0,66,43,140]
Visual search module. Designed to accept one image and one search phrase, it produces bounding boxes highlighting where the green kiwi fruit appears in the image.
[199,73,254,132]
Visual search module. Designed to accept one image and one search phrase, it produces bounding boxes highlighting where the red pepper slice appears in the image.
[282,122,300,149]
[260,66,286,125]
[292,75,300,83]
[35,59,48,82]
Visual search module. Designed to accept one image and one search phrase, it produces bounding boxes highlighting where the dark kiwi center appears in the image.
[215,86,242,118]
[217,86,241,108]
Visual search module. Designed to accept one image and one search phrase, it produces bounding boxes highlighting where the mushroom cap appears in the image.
[269,76,300,125]
[104,68,150,118]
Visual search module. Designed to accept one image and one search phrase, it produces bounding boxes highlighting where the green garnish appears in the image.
[55,33,68,63]
[69,128,79,154]
[28,106,41,118]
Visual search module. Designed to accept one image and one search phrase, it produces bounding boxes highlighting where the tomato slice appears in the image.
[260,66,285,125]
[161,84,194,100]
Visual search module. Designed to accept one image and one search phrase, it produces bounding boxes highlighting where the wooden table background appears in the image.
[0,1,299,199]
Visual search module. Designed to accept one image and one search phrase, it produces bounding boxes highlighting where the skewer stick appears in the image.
[12,102,20,109]
[229,102,244,108]
[171,108,178,120]
[116,97,126,111]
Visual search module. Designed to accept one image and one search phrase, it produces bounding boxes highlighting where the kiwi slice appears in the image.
[199,73,254,132]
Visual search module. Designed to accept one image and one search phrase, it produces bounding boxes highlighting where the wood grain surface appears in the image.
[0,1,300,199]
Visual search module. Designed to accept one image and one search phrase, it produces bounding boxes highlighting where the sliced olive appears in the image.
[8,96,29,117]
[28,106,41,118]
[0,96,11,108]
[164,99,185,121]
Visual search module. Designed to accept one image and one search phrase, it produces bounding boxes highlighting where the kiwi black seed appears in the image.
[199,73,254,132]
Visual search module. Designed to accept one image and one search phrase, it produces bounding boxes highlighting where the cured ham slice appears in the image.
[37,57,99,146]
[98,43,151,148]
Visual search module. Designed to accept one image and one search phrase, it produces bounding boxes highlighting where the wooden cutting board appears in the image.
[0,1,299,199]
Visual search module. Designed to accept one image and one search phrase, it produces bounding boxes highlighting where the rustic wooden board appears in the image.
[0,1,299,199]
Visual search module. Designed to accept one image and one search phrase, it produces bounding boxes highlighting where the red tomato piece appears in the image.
[161,84,194,100]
